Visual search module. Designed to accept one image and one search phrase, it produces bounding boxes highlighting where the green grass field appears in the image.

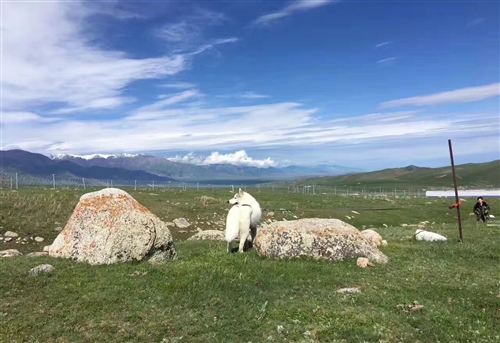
[1,188,499,343]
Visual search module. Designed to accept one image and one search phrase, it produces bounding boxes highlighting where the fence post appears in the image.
[15,173,18,190]
[111,180,113,188]
[197,182,199,191]
[153,181,155,191]
[10,177,13,189]
[134,180,137,191]
[52,174,56,189]
[82,178,86,190]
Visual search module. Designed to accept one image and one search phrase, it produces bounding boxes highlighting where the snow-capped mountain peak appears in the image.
[49,153,140,160]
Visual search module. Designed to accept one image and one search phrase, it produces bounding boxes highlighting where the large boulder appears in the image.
[49,188,177,265]
[254,218,388,264]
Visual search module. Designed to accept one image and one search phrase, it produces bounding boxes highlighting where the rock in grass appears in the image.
[254,218,388,264]
[173,218,191,229]
[187,230,225,241]
[4,231,18,238]
[360,229,383,247]
[29,264,54,276]
[26,252,49,257]
[0,249,22,258]
[357,257,374,268]
[337,287,361,293]
[49,188,178,265]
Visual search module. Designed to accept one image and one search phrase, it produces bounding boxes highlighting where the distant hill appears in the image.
[48,152,362,181]
[288,160,500,189]
[0,150,176,182]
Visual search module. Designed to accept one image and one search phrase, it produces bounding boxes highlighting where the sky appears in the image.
[1,0,499,171]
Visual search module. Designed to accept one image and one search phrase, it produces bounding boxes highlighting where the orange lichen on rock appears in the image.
[49,188,177,265]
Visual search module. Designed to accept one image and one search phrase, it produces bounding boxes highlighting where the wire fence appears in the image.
[1,172,498,198]
[0,171,428,198]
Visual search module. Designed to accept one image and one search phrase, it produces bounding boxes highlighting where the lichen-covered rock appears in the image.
[254,218,388,264]
[360,229,383,247]
[49,188,177,265]
[187,230,226,241]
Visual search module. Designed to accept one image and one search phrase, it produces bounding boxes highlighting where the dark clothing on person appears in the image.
[473,200,490,222]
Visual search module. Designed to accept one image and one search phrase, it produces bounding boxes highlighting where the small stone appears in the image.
[29,264,54,276]
[0,249,22,257]
[336,287,361,294]
[4,237,13,242]
[173,218,191,229]
[43,245,51,252]
[357,257,374,268]
[267,212,275,217]
[381,240,388,246]
[351,210,360,215]
[27,252,49,257]
[34,237,44,242]
[54,227,63,232]
[4,231,18,238]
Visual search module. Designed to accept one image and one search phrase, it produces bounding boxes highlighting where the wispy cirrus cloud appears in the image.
[155,8,230,52]
[241,92,270,99]
[377,56,397,64]
[254,0,338,26]
[1,1,194,115]
[217,91,271,100]
[375,41,392,48]
[1,1,236,117]
[160,82,197,89]
[4,95,498,161]
[379,83,500,108]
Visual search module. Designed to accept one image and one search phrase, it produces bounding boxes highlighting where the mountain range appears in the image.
[0,150,361,183]
[47,152,362,182]
[0,150,175,182]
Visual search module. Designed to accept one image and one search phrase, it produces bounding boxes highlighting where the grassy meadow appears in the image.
[1,187,499,343]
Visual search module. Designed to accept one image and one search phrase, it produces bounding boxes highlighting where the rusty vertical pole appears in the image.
[448,139,463,243]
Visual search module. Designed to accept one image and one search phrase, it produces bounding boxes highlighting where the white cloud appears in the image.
[128,90,203,120]
[1,1,190,114]
[379,83,500,108]
[167,150,278,168]
[377,57,397,64]
[160,82,197,89]
[241,92,270,99]
[375,41,392,48]
[254,0,338,26]
[217,91,271,99]
[2,112,61,124]
[1,1,236,116]
[155,8,227,51]
[4,96,498,162]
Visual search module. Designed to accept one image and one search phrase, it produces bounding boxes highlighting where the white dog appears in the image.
[225,188,262,253]
[414,229,447,242]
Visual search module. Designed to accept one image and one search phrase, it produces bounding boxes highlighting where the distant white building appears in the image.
[426,189,500,198]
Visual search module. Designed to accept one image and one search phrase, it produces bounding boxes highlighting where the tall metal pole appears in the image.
[448,139,463,243]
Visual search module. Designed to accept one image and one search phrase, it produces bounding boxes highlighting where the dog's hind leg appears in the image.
[238,230,249,253]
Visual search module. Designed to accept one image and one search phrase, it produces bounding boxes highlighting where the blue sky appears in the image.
[1,0,499,170]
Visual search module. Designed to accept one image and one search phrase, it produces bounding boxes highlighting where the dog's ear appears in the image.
[238,188,244,195]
